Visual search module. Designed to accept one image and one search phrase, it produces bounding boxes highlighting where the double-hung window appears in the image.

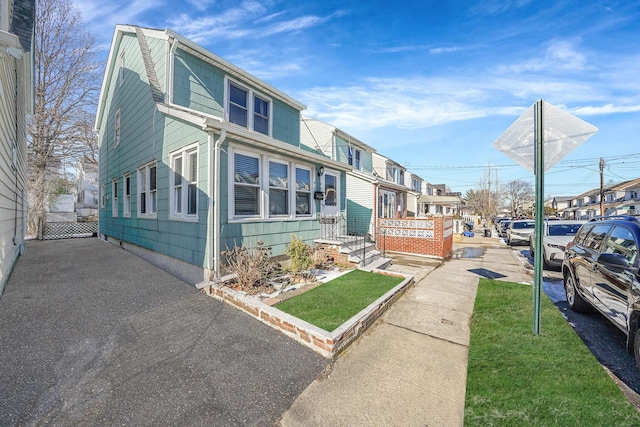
[254,95,269,135]
[234,152,260,216]
[348,147,361,170]
[138,162,157,217]
[123,173,131,217]
[227,80,271,136]
[269,161,289,216]
[170,145,198,220]
[412,177,422,192]
[112,179,118,217]
[295,167,311,216]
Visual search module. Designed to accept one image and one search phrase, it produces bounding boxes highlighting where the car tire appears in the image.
[633,329,640,372]
[564,272,592,313]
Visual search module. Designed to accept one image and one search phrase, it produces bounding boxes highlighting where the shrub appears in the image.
[286,235,313,274]
[221,241,279,294]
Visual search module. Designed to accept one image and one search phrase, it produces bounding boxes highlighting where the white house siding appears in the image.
[346,172,375,236]
[0,53,27,296]
[300,116,334,157]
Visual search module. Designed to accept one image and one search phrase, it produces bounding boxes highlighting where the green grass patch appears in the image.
[465,278,640,426]
[275,269,404,332]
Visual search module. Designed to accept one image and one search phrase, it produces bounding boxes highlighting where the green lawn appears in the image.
[465,278,640,426]
[275,269,404,332]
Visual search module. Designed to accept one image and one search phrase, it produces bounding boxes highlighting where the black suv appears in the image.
[562,216,640,369]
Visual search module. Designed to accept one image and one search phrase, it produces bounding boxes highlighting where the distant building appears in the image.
[76,158,99,218]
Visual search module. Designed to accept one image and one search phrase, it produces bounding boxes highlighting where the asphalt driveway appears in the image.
[0,238,327,426]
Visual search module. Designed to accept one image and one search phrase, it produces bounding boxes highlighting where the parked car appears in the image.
[529,219,586,269]
[562,215,640,371]
[499,219,513,237]
[506,219,535,245]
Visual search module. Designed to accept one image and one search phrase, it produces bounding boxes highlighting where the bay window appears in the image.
[231,148,314,220]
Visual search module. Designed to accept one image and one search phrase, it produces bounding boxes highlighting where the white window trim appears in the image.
[348,147,362,171]
[114,109,121,147]
[169,143,199,222]
[137,161,157,218]
[224,77,272,137]
[123,173,131,217]
[228,146,316,222]
[112,178,118,217]
[100,184,105,208]
[295,165,313,217]
[268,158,290,217]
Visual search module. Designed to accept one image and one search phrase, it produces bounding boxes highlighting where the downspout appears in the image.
[167,38,179,104]
[212,129,227,278]
[12,63,19,246]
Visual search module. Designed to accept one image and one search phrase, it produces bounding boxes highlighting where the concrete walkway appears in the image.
[279,235,532,426]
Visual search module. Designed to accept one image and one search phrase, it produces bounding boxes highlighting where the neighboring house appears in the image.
[76,157,99,218]
[372,153,408,221]
[418,183,463,216]
[96,26,349,284]
[0,0,34,296]
[405,172,424,217]
[300,115,376,236]
[556,178,640,219]
[551,196,574,218]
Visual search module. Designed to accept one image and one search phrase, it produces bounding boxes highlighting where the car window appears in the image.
[513,221,535,229]
[602,226,638,266]
[548,224,583,236]
[573,223,593,244]
[583,224,611,251]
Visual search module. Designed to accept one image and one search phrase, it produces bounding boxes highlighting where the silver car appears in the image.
[506,220,535,246]
[530,220,586,269]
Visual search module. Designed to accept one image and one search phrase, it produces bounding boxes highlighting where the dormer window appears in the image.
[348,147,361,170]
[227,80,271,136]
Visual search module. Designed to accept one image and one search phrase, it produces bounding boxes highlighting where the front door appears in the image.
[321,170,340,217]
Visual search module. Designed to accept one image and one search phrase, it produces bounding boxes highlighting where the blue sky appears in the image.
[75,0,640,197]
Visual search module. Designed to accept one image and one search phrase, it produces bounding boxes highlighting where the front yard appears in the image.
[275,269,405,332]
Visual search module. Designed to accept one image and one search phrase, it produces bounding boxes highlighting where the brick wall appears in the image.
[377,216,453,259]
[201,270,414,358]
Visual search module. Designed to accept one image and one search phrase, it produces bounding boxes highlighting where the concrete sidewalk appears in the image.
[279,237,532,426]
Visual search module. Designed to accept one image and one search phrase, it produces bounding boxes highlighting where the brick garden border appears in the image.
[198,270,414,358]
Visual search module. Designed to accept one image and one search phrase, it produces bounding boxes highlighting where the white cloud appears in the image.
[496,39,588,73]
[572,104,640,115]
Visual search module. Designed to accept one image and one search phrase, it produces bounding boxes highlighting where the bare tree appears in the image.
[28,0,102,235]
[503,179,534,217]
[464,166,502,219]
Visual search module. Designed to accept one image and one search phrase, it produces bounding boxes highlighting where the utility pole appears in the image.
[488,161,491,219]
[600,157,605,217]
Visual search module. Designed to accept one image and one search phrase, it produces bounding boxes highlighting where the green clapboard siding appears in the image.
[173,49,224,118]
[99,29,325,275]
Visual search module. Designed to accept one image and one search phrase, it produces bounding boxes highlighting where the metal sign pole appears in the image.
[533,100,544,335]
